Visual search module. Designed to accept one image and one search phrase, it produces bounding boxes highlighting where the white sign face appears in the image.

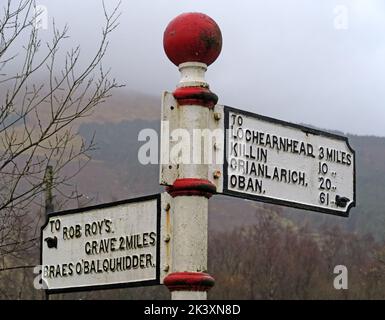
[41,195,161,292]
[223,107,355,216]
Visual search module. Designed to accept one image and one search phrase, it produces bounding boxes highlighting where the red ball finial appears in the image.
[163,12,222,66]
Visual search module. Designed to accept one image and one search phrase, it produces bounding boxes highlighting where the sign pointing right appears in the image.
[218,106,355,217]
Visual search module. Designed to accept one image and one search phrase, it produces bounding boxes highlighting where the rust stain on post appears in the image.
[200,30,222,52]
[165,204,171,266]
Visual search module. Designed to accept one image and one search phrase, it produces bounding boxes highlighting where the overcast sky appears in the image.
[33,0,385,136]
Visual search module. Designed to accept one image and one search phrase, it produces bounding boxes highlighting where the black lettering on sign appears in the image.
[92,240,97,254]
[319,192,330,206]
[140,254,146,268]
[119,236,125,250]
[236,127,243,140]
[113,233,158,252]
[230,114,236,128]
[105,219,112,233]
[85,219,112,237]
[146,254,153,267]
[63,224,82,240]
[265,134,271,148]
[230,175,263,194]
[91,223,97,235]
[43,253,157,279]
[85,223,91,237]
[319,146,324,160]
[142,233,149,247]
[292,140,298,153]
[50,219,60,233]
[84,260,90,274]
[76,262,82,275]
[132,255,139,269]
[85,241,91,254]
[111,237,116,252]
[319,177,332,190]
[137,234,143,248]
[230,144,268,163]
[231,142,237,157]
[149,232,156,246]
[322,148,352,166]
[319,162,328,175]
[103,259,109,272]
[347,153,352,166]
[116,257,122,272]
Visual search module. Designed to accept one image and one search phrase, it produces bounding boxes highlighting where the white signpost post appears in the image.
[39,12,356,300]
[41,194,172,293]
[214,106,356,217]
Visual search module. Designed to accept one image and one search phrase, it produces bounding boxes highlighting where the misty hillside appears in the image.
[71,92,385,241]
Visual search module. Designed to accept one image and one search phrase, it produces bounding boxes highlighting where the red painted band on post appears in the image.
[166,178,216,198]
[173,87,218,109]
[164,272,215,292]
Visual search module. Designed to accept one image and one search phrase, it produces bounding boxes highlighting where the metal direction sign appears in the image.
[41,194,168,293]
[223,106,356,216]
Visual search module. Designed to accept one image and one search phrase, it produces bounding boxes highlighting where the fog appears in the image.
[25,0,385,136]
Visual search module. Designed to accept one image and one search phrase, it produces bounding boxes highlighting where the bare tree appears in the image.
[0,0,121,257]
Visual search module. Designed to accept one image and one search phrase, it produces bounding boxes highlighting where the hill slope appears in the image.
[71,94,385,240]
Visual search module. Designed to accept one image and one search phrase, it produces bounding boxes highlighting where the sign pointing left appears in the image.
[41,194,172,293]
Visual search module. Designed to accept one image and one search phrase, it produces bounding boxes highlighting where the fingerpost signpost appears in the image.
[41,12,355,300]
